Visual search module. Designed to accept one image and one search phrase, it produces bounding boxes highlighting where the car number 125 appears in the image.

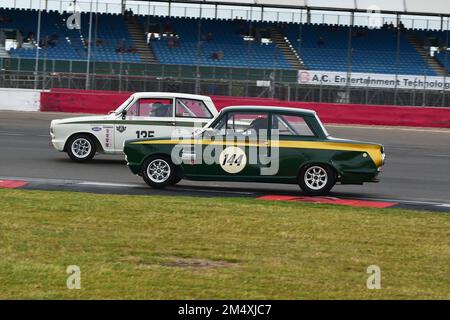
[136,130,155,139]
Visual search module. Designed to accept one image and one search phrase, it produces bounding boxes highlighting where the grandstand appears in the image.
[1,1,450,107]
[284,23,438,75]
[144,17,292,69]
[1,8,139,62]
[1,6,448,75]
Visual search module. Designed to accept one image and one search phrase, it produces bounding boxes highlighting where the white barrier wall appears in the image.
[0,88,41,111]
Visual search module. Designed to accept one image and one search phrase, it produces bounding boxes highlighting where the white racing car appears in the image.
[50,92,218,161]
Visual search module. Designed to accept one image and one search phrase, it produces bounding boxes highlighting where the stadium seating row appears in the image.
[0,8,447,75]
[1,8,139,62]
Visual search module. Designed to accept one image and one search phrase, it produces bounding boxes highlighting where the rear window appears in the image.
[175,98,213,119]
[271,114,315,137]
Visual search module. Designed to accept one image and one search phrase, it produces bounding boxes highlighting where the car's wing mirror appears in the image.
[201,128,216,137]
[121,109,127,120]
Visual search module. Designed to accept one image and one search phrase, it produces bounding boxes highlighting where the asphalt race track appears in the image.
[1,110,449,211]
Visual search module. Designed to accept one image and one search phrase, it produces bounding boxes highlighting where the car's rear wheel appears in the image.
[171,176,182,186]
[67,134,96,162]
[142,155,177,188]
[298,164,336,196]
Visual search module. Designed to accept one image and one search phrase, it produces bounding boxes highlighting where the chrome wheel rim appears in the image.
[147,159,171,183]
[71,138,92,158]
[304,166,328,190]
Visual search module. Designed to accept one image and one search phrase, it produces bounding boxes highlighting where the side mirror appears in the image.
[201,128,216,138]
[121,109,127,120]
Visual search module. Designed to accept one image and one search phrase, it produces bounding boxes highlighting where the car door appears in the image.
[189,111,270,180]
[114,98,175,151]
[270,112,319,179]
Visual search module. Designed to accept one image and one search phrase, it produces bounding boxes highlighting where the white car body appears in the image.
[50,92,218,160]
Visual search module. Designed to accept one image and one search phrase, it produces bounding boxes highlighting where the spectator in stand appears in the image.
[48,32,58,47]
[17,32,23,48]
[211,51,219,60]
[206,32,213,42]
[163,21,172,34]
[146,32,155,44]
[0,14,12,23]
[234,16,246,35]
[211,50,224,60]
[27,31,35,43]
[39,36,49,48]
[124,9,134,21]
[115,40,126,53]
[168,35,175,48]
[317,36,325,46]
[96,38,104,46]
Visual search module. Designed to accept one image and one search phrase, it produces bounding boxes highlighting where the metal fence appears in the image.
[2,65,450,107]
[2,2,450,107]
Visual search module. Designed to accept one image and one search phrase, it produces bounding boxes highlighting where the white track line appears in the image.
[78,181,142,188]
[1,176,448,208]
[0,133,25,136]
[347,196,450,207]
[173,187,254,195]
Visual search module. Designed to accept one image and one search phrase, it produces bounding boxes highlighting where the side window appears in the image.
[127,98,173,118]
[271,114,315,137]
[214,112,269,136]
[175,98,213,119]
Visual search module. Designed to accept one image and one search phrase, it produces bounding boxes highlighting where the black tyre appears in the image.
[141,155,177,189]
[298,164,336,196]
[66,134,96,162]
[171,175,183,186]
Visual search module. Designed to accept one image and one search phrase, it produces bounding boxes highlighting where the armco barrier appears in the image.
[40,89,131,114]
[40,89,450,128]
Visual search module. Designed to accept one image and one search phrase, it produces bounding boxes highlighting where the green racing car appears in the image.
[123,106,385,195]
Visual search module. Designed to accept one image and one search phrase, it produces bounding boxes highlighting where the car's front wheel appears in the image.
[66,134,96,162]
[142,155,177,188]
[298,164,336,196]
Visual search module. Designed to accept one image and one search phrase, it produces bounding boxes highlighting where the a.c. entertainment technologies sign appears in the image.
[298,70,450,91]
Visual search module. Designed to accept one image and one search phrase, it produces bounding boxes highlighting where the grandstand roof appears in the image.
[133,0,450,17]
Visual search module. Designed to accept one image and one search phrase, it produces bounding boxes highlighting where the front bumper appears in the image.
[340,170,380,185]
[51,135,65,151]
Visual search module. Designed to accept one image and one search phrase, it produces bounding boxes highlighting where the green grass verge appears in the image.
[1,189,450,299]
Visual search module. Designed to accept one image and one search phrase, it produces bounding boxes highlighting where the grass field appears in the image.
[1,188,450,299]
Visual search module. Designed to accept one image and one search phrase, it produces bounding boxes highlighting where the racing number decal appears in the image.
[219,147,247,174]
[136,130,155,139]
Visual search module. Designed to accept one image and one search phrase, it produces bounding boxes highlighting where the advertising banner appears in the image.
[297,70,450,91]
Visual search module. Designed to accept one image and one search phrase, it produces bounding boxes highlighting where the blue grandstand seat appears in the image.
[1,8,140,63]
[0,8,443,75]
[143,16,291,70]
[284,24,436,76]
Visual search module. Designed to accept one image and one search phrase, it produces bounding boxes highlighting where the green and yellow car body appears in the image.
[124,106,385,187]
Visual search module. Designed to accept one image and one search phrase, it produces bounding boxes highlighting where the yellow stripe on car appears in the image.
[132,139,383,167]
